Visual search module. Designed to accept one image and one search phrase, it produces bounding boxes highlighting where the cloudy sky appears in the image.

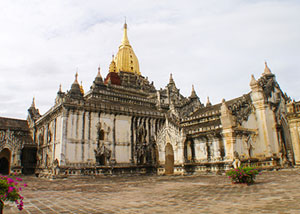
[0,0,299,119]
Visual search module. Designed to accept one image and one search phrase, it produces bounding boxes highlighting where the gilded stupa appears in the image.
[113,22,140,75]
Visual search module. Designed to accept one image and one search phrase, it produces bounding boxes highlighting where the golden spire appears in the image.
[80,81,84,95]
[121,20,130,47]
[114,22,140,75]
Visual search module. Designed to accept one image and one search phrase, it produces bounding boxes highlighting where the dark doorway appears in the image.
[0,149,11,175]
[0,157,9,175]
[165,143,174,175]
[21,147,37,174]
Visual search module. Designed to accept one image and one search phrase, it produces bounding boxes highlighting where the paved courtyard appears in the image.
[4,168,300,214]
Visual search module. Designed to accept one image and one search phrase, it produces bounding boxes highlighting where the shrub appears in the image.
[226,167,260,184]
[0,174,27,212]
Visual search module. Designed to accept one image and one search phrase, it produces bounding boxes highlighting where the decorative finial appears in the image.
[31,97,35,108]
[250,74,256,83]
[59,84,62,92]
[169,73,174,84]
[263,61,272,75]
[124,17,127,29]
[121,19,129,46]
[222,98,226,103]
[190,84,197,98]
[97,66,102,78]
[206,96,212,106]
[75,72,78,83]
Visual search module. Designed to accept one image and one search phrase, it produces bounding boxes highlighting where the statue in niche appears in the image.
[232,151,241,169]
[94,143,111,166]
[94,123,111,166]
[244,135,255,159]
[51,159,59,175]
[185,140,193,162]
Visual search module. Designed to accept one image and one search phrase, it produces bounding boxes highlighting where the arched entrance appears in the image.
[0,149,11,175]
[165,143,174,175]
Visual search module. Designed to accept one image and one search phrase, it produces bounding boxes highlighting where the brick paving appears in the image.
[4,169,300,213]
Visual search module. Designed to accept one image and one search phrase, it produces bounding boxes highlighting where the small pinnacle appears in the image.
[264,61,272,75]
[97,67,102,78]
[169,73,174,84]
[190,84,197,98]
[31,97,35,108]
[250,74,258,86]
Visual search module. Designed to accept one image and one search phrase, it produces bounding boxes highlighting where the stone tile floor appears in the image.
[4,168,300,213]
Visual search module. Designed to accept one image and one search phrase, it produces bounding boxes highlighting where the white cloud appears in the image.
[0,0,299,119]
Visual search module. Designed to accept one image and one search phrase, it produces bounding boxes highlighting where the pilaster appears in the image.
[220,99,236,161]
[60,109,69,166]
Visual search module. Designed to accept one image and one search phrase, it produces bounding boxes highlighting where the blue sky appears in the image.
[0,0,299,119]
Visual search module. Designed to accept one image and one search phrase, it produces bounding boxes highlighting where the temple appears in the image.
[1,23,300,176]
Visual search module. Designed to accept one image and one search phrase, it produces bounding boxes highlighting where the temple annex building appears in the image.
[1,23,300,176]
